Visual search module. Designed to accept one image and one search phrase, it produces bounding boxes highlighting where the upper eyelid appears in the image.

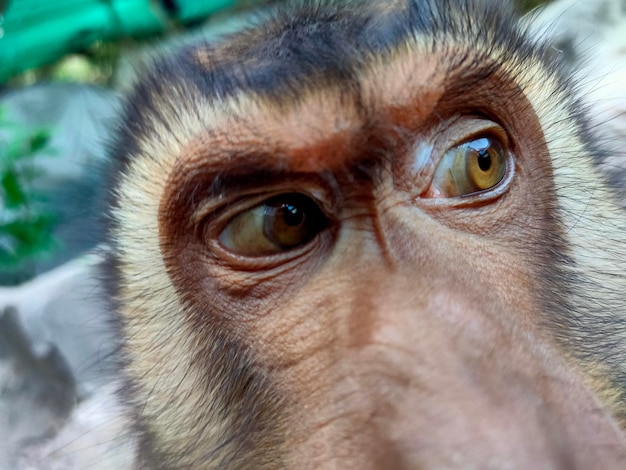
[192,180,336,228]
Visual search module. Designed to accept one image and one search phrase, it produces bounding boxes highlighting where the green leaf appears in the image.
[29,130,51,153]
[1,170,28,207]
[0,247,21,269]
[1,128,52,163]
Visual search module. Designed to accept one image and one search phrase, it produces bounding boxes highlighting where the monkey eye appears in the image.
[218,193,329,256]
[430,136,508,197]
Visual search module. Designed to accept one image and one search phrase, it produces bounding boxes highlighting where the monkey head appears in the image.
[106,0,626,468]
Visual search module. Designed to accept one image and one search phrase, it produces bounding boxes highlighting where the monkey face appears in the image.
[107,0,626,468]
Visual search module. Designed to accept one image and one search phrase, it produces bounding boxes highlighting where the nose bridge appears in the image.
[360,203,540,375]
[359,275,511,397]
[350,198,542,390]
[361,252,506,353]
[370,198,462,279]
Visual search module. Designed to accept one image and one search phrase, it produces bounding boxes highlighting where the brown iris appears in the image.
[431,136,507,197]
[219,193,327,256]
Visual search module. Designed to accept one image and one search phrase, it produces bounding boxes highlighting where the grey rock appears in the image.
[15,384,135,470]
[0,251,118,397]
[0,307,76,470]
[0,251,123,468]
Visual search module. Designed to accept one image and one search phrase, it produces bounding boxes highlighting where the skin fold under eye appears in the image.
[218,193,328,256]
[430,136,508,198]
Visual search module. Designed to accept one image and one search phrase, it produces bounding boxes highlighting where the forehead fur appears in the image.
[111,0,561,179]
[112,0,541,145]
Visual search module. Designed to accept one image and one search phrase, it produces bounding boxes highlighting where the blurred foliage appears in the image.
[0,108,58,284]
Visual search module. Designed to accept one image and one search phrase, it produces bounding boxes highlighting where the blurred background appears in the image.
[0,0,624,468]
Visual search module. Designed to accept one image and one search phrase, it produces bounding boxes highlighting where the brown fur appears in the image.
[106,0,626,468]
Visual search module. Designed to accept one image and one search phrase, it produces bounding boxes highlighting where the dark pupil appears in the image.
[281,204,304,226]
[477,149,492,172]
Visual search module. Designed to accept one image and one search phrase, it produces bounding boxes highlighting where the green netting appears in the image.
[0,0,233,83]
